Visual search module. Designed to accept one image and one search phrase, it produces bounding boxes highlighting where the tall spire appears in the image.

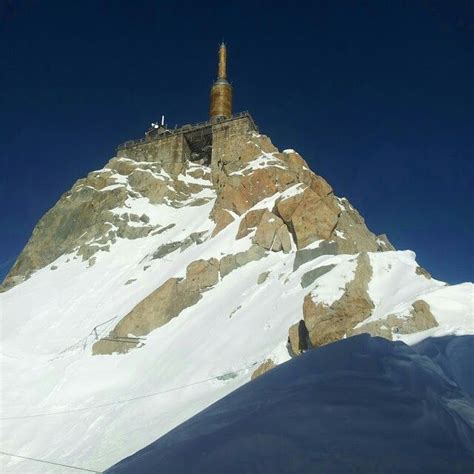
[210,42,233,120]
[218,42,227,79]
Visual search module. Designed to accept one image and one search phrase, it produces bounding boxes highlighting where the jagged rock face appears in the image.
[3,124,471,471]
[2,158,214,290]
[3,129,391,293]
[303,253,375,347]
[2,128,401,358]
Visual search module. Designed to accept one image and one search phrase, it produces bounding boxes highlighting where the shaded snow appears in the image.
[106,335,474,474]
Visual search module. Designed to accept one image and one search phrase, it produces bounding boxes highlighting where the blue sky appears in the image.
[0,0,472,283]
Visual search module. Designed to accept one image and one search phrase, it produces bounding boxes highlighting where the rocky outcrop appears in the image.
[330,198,395,253]
[352,300,438,339]
[300,264,336,288]
[2,158,214,290]
[219,245,267,278]
[416,266,432,279]
[210,135,340,248]
[93,257,219,355]
[303,253,374,347]
[186,258,219,291]
[251,359,276,380]
[236,209,265,239]
[275,189,340,249]
[288,320,309,356]
[253,210,292,253]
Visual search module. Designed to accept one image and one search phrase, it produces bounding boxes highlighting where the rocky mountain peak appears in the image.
[1,119,472,472]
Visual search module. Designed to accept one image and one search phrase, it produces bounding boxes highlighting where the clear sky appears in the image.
[1,0,472,284]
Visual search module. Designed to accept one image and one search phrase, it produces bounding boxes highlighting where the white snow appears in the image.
[0,165,472,472]
[230,152,287,176]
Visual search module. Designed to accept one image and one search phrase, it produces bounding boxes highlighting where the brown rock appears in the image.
[283,150,309,172]
[252,210,292,253]
[95,277,199,344]
[288,320,309,356]
[308,174,333,198]
[128,169,170,204]
[211,209,235,237]
[352,299,438,339]
[276,224,292,253]
[275,192,304,222]
[236,209,265,239]
[303,253,374,347]
[251,359,276,380]
[290,190,340,248]
[186,258,219,291]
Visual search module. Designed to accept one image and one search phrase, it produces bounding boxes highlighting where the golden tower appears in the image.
[209,42,233,120]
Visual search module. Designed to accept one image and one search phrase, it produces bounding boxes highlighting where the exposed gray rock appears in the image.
[416,266,432,279]
[293,241,338,271]
[220,245,267,279]
[300,264,335,288]
[353,300,438,339]
[257,271,270,285]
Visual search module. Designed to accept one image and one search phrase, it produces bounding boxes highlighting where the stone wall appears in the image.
[116,116,256,178]
[211,116,256,183]
[117,133,190,174]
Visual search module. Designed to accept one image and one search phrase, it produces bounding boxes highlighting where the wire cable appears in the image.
[0,451,101,473]
[0,362,259,421]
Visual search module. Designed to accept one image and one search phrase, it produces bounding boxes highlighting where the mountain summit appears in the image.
[1,45,472,472]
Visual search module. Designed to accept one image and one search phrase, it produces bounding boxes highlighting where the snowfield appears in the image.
[1,172,473,472]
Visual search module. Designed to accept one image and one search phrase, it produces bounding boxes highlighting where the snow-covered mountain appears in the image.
[1,127,472,472]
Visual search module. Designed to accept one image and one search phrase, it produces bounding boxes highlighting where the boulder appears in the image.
[288,320,309,356]
[252,210,292,253]
[276,189,340,249]
[250,359,276,380]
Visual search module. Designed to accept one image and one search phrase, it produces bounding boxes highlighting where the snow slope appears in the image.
[1,159,473,472]
[106,335,474,474]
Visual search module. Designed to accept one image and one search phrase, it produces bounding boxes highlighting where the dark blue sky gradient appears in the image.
[1,0,472,283]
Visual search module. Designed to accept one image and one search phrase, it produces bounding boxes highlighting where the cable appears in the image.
[0,362,259,421]
[0,451,101,473]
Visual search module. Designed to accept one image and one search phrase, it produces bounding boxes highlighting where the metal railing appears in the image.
[116,111,259,151]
